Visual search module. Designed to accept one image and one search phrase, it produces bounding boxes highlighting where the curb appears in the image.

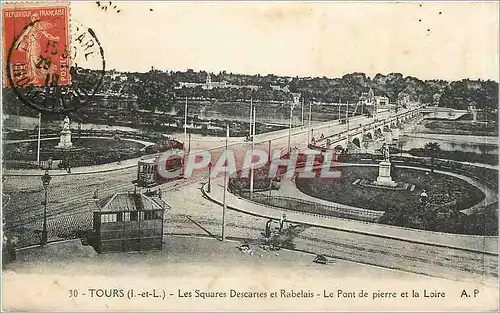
[201,182,498,256]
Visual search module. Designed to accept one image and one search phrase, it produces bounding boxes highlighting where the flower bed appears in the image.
[295,165,495,235]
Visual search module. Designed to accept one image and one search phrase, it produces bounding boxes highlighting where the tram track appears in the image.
[5,170,207,230]
[5,180,136,228]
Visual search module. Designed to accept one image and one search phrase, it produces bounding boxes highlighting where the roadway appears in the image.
[1,108,406,240]
[3,107,497,286]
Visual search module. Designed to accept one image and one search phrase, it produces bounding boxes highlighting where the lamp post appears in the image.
[40,170,52,246]
[207,161,212,193]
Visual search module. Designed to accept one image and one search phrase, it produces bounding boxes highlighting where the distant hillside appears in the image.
[2,69,498,116]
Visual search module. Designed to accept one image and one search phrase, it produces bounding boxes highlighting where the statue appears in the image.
[374,142,397,187]
[381,142,390,162]
[62,116,70,131]
[56,116,73,149]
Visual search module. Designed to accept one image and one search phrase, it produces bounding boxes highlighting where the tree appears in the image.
[424,142,441,173]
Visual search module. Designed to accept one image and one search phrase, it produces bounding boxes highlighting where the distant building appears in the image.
[397,92,411,107]
[291,92,301,108]
[357,88,390,115]
[359,88,389,106]
[203,72,228,90]
[91,191,169,254]
[176,72,227,90]
[176,72,259,91]
[359,88,375,106]
[375,95,389,106]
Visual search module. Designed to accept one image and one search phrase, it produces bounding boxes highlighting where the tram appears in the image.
[135,150,184,187]
[134,149,185,187]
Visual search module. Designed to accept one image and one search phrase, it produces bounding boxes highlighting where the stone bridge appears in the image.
[312,108,422,151]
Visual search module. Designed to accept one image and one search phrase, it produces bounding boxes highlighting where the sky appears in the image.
[71,1,499,81]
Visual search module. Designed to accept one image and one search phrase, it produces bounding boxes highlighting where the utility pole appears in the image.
[222,124,229,242]
[338,98,341,120]
[308,101,312,143]
[301,96,304,128]
[346,101,350,146]
[249,97,253,140]
[288,100,293,153]
[250,106,256,197]
[268,140,271,163]
[37,113,41,167]
[184,96,188,151]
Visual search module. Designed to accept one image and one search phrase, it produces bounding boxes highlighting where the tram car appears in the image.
[134,149,185,187]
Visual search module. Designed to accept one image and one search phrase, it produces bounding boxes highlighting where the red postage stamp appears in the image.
[2,3,70,88]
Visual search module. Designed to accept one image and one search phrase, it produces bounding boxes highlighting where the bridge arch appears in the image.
[352,137,361,148]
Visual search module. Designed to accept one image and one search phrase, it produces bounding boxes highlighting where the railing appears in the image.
[311,109,420,147]
[239,192,383,222]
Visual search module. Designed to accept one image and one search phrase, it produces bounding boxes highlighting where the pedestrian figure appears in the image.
[420,189,429,205]
[8,236,18,261]
[265,219,272,239]
[279,214,287,233]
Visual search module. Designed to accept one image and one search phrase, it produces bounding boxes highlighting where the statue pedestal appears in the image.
[374,161,397,187]
[56,130,73,149]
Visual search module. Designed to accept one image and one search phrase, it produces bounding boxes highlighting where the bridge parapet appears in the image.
[313,108,422,149]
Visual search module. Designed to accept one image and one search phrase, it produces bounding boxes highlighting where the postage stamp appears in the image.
[2,2,105,113]
[3,3,70,88]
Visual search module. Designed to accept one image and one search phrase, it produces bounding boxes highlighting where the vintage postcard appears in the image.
[1,1,499,311]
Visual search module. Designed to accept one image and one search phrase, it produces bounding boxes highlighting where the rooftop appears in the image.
[93,192,170,213]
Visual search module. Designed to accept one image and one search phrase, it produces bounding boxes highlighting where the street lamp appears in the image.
[207,162,212,193]
[40,170,51,246]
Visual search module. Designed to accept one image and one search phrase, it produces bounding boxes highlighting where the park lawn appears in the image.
[5,138,145,162]
[296,166,485,212]
[296,166,493,235]
[4,138,148,169]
